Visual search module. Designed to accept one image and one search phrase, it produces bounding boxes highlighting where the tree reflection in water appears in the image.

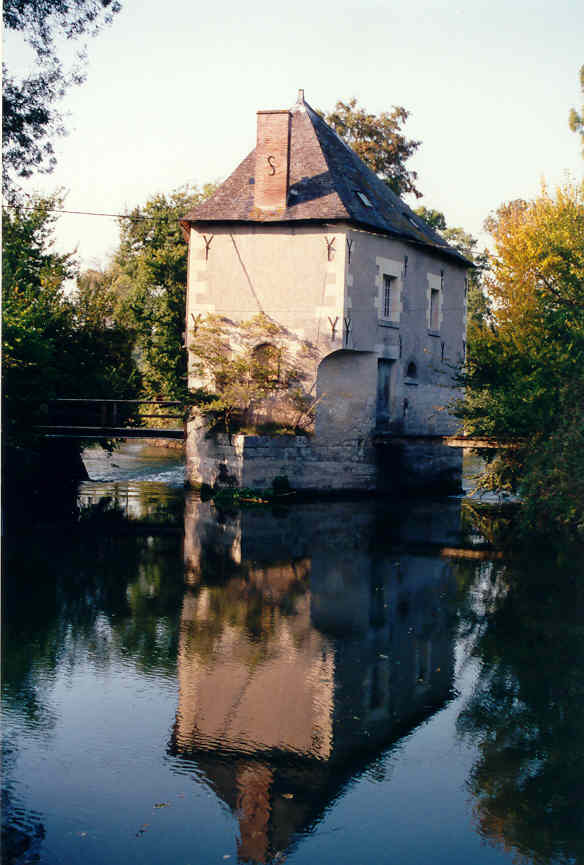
[456,547,584,864]
[1,518,185,863]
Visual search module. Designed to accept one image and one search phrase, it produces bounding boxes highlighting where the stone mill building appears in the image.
[180,90,470,493]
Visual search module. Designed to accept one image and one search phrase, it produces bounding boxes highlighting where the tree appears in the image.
[99,185,217,400]
[74,268,116,329]
[456,182,584,537]
[568,64,584,157]
[325,98,422,198]
[456,548,584,864]
[2,0,121,192]
[2,195,139,450]
[412,206,446,232]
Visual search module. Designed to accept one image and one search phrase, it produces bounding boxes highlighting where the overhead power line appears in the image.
[2,204,175,222]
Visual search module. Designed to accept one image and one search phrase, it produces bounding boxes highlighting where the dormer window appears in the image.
[355,191,373,207]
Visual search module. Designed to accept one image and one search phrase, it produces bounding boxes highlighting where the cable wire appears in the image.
[2,204,174,222]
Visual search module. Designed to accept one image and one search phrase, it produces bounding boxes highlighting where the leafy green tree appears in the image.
[3,195,74,447]
[568,63,584,157]
[325,98,422,198]
[100,184,217,400]
[2,195,139,450]
[74,268,116,328]
[412,206,446,231]
[2,0,121,192]
[456,182,584,537]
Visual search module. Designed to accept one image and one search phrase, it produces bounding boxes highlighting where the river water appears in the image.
[2,443,583,865]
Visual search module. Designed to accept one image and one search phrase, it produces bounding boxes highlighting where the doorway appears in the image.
[376,358,394,429]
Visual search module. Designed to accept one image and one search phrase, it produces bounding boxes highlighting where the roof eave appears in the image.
[181,215,473,267]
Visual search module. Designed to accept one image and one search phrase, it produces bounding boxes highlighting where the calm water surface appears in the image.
[2,444,583,864]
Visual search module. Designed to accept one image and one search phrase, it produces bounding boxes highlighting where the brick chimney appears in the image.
[254,109,291,211]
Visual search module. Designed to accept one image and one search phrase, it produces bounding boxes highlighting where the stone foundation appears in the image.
[186,418,462,495]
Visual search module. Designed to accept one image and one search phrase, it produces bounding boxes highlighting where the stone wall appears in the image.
[186,420,461,495]
[346,228,466,437]
[389,440,463,492]
[186,223,347,368]
[185,221,467,495]
[187,425,382,493]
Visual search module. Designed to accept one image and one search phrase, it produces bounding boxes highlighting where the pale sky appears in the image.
[6,0,583,270]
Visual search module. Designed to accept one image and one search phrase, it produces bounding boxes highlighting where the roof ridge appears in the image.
[304,106,468,257]
[181,96,471,266]
[302,100,357,158]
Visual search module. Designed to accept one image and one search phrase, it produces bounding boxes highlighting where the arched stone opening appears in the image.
[251,342,281,384]
[315,350,378,441]
[406,361,417,379]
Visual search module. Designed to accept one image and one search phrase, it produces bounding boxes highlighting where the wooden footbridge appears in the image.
[36,401,518,449]
[36,399,185,440]
[373,432,522,450]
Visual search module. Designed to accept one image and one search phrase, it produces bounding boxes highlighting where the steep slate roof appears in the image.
[182,96,470,266]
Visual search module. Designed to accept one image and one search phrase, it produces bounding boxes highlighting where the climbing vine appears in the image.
[188,313,318,436]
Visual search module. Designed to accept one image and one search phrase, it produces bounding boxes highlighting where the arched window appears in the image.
[252,343,280,383]
[406,361,417,379]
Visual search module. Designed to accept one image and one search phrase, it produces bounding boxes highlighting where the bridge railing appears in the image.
[372,432,523,450]
[37,399,186,440]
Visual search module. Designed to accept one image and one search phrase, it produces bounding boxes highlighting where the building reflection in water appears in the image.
[171,497,462,863]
